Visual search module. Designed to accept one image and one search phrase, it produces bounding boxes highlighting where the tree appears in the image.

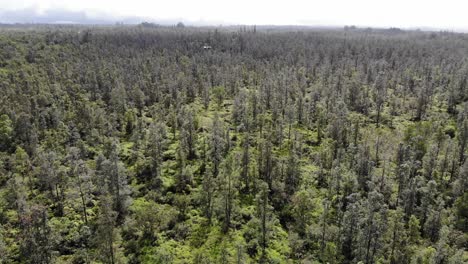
[67,147,93,225]
[131,198,177,240]
[414,80,431,121]
[0,114,13,152]
[94,194,126,264]
[96,141,131,223]
[256,181,272,263]
[146,121,167,187]
[233,89,248,127]
[240,135,251,194]
[454,192,468,232]
[179,106,197,160]
[291,189,315,236]
[217,153,238,233]
[201,170,215,223]
[0,228,7,263]
[341,193,361,263]
[258,139,275,190]
[384,209,409,264]
[13,113,38,155]
[284,146,301,197]
[408,215,421,244]
[19,205,53,264]
[355,190,387,264]
[109,84,128,116]
[213,86,225,109]
[432,225,451,264]
[210,114,225,177]
[423,202,443,242]
[14,146,33,192]
[457,112,468,165]
[36,150,66,216]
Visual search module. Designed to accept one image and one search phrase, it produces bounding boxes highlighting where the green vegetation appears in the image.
[0,25,467,263]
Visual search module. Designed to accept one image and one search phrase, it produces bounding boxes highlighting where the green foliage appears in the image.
[0,114,12,152]
[454,192,468,232]
[0,25,466,263]
[130,198,177,239]
[212,86,226,108]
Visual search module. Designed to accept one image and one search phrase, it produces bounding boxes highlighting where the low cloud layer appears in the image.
[0,8,150,24]
[0,0,467,31]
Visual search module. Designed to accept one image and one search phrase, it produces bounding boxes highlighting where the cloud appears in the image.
[0,7,143,24]
[0,0,467,31]
[0,6,219,25]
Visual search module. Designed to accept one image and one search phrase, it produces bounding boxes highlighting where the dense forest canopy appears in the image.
[0,25,467,263]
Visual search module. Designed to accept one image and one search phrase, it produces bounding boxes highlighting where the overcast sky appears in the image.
[0,0,467,30]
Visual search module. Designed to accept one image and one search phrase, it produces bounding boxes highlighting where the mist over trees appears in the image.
[0,25,467,263]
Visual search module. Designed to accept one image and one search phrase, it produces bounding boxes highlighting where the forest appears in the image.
[0,25,467,264]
